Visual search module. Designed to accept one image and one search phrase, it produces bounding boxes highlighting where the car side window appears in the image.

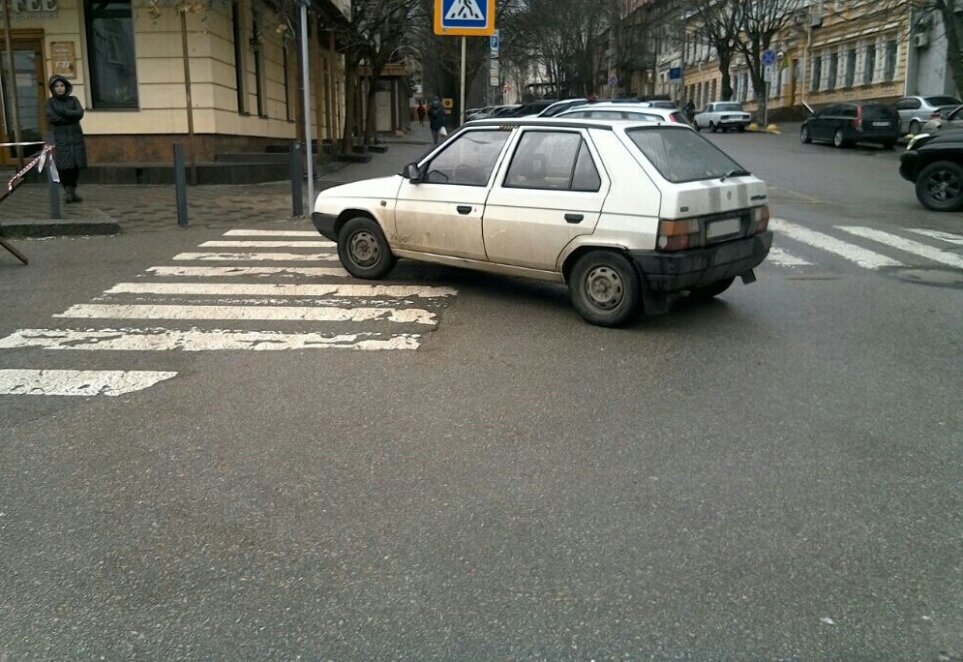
[504,131,600,192]
[563,111,593,118]
[950,106,963,120]
[897,98,921,110]
[424,130,510,186]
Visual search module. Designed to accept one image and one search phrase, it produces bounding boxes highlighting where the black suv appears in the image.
[800,103,901,148]
[899,130,963,211]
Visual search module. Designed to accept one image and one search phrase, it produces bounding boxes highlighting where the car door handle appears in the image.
[457,205,472,215]
[565,213,584,224]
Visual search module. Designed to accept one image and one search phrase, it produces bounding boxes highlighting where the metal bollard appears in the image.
[47,162,61,220]
[173,143,188,227]
[290,142,303,217]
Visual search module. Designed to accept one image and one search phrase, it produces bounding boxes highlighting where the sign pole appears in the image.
[299,0,314,212]
[459,36,466,126]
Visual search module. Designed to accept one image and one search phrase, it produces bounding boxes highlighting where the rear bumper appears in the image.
[719,117,751,126]
[312,212,338,241]
[629,232,773,292]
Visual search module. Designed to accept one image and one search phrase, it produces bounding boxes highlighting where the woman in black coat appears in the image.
[46,74,87,203]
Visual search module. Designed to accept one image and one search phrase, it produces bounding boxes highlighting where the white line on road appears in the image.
[0,328,422,351]
[907,228,963,246]
[223,229,321,237]
[106,282,457,298]
[770,218,903,270]
[145,266,348,278]
[838,226,963,270]
[200,240,336,248]
[766,247,813,267]
[0,369,177,397]
[173,252,339,262]
[55,304,437,325]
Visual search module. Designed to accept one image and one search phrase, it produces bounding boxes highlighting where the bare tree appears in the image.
[733,0,804,120]
[687,0,741,101]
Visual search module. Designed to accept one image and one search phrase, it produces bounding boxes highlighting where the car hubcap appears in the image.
[926,171,961,202]
[348,230,380,266]
[834,132,842,145]
[585,266,623,310]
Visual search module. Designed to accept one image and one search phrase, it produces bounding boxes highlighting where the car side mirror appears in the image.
[404,163,422,183]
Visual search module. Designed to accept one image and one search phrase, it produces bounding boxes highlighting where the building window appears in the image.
[812,56,822,91]
[864,43,876,85]
[884,39,897,81]
[845,48,856,87]
[251,10,266,117]
[232,2,247,113]
[84,0,138,108]
[827,52,838,90]
[283,46,293,121]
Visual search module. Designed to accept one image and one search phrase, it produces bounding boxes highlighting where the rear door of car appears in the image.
[810,106,833,140]
[896,97,922,132]
[481,127,609,270]
[860,104,898,137]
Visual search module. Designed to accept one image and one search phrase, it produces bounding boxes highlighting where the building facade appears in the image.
[0,0,349,169]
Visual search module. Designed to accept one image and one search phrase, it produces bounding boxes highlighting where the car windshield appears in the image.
[626,127,748,183]
[715,103,743,112]
[925,96,960,106]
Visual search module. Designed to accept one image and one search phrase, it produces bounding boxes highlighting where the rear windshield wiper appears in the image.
[720,169,750,181]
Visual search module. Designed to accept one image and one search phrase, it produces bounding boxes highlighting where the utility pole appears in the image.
[299,0,314,211]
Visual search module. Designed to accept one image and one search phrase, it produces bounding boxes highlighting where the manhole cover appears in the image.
[889,267,963,287]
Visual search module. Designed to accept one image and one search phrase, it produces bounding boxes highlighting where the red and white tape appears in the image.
[3,142,59,191]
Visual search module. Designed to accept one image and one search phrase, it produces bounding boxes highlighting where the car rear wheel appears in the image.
[800,126,812,144]
[833,129,847,148]
[569,251,640,327]
[688,277,735,301]
[880,140,896,150]
[337,216,397,279]
[915,161,963,211]
[909,120,922,135]
[710,121,718,133]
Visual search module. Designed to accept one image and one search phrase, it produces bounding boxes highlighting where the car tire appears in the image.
[909,120,922,135]
[569,251,640,327]
[915,160,963,212]
[695,122,702,132]
[710,121,718,133]
[737,125,746,133]
[880,140,896,150]
[688,277,735,301]
[833,129,847,148]
[800,126,812,144]
[337,216,397,279]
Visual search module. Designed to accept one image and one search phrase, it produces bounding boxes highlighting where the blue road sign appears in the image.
[762,49,777,66]
[441,0,490,29]
[669,67,681,81]
[491,32,500,51]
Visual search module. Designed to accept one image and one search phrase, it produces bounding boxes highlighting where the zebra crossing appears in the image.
[0,228,458,397]
[1,221,961,397]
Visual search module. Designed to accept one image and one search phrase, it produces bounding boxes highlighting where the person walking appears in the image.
[46,74,87,203]
[417,102,427,126]
[428,99,447,145]
[684,100,696,124]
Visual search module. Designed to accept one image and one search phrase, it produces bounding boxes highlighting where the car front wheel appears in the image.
[569,251,640,327]
[337,216,397,279]
[915,161,963,211]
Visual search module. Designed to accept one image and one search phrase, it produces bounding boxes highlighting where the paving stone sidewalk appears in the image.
[1,127,435,235]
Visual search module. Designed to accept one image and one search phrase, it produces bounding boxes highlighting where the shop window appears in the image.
[85,0,138,108]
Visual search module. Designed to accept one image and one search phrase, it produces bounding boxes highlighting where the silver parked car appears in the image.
[921,104,963,134]
[896,95,961,135]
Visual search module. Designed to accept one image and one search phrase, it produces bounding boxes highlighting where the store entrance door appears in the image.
[0,35,47,165]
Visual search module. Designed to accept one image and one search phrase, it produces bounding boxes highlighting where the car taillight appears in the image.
[657,218,702,251]
[852,106,863,130]
[931,110,942,118]
[751,205,770,234]
[669,112,682,123]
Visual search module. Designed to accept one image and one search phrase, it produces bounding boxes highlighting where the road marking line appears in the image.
[838,226,963,270]
[0,369,177,397]
[106,283,457,298]
[145,266,348,278]
[770,218,903,270]
[766,247,813,267]
[0,328,422,351]
[173,252,339,262]
[200,240,336,248]
[223,229,320,237]
[907,228,963,246]
[54,304,437,325]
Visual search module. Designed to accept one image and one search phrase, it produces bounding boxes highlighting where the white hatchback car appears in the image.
[312,118,772,326]
[556,102,688,125]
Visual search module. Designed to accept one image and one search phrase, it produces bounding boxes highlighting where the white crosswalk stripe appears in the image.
[0,369,177,397]
[770,218,904,270]
[837,226,963,270]
[0,228,457,396]
[907,228,963,246]
[766,247,813,267]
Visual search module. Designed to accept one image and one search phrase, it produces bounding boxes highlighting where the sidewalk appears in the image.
[0,126,435,236]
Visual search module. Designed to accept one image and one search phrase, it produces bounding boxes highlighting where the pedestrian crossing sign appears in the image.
[434,0,495,36]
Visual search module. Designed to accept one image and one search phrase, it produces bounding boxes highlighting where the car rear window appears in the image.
[715,103,744,112]
[925,96,961,107]
[861,104,897,120]
[626,127,747,183]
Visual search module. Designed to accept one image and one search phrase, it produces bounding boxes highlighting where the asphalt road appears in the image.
[0,132,961,659]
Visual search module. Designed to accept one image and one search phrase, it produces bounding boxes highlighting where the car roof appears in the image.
[463,117,680,131]
[561,102,675,112]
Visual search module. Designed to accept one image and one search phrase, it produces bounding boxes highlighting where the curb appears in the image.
[0,218,121,238]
